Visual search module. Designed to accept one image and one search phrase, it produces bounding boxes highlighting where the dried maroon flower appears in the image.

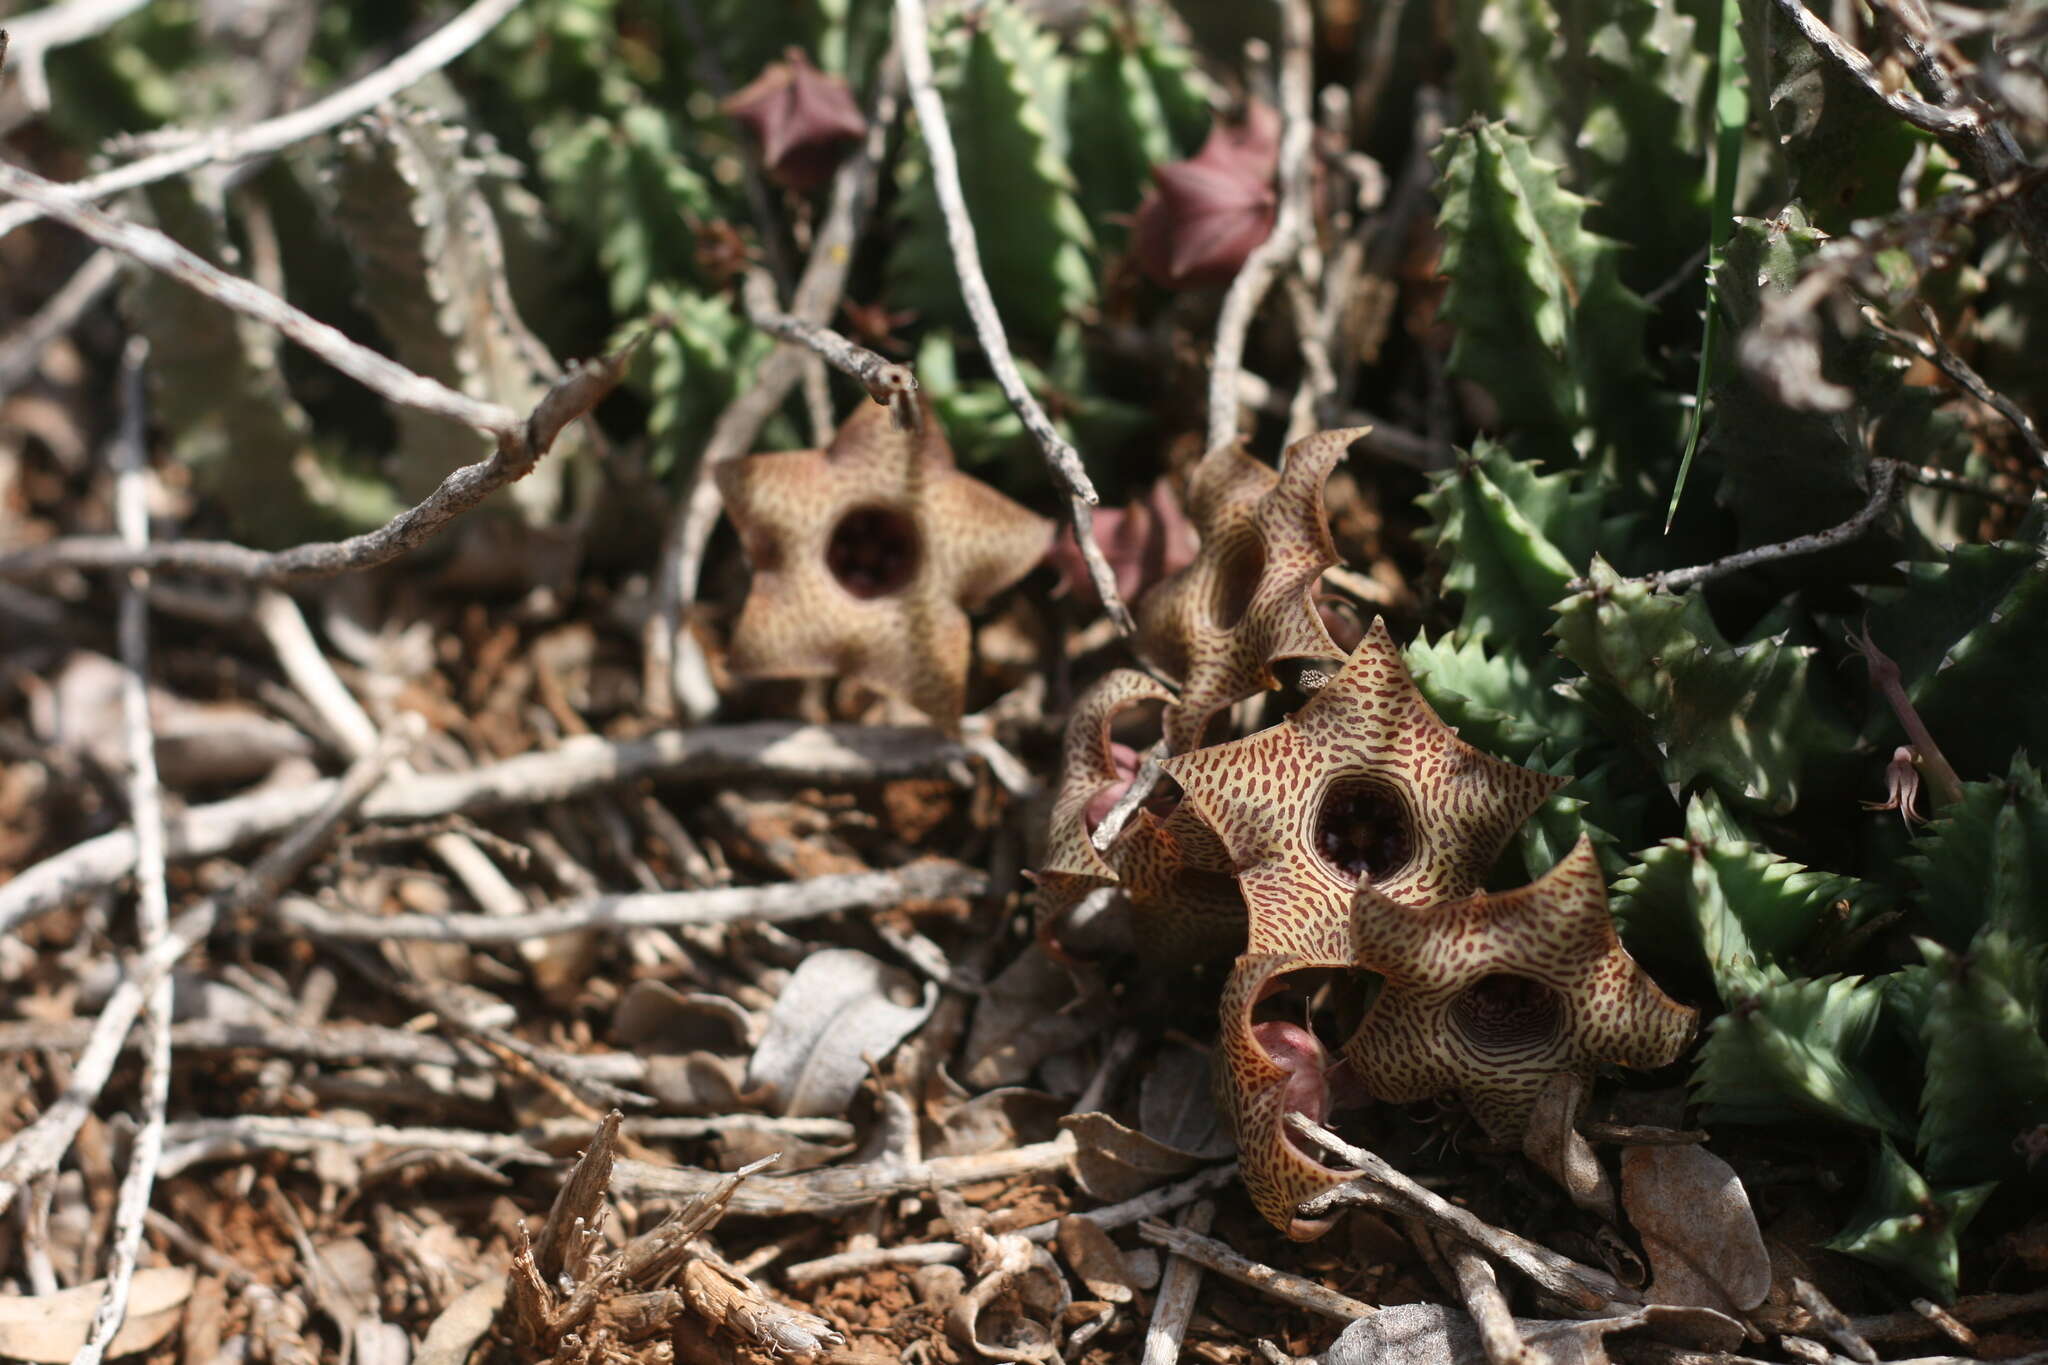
[723,48,867,192]
[1131,102,1280,290]
[1047,477,1199,610]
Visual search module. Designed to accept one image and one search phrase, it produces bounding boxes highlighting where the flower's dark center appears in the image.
[1314,780,1413,884]
[826,505,921,598]
[1209,534,1264,631]
[1449,973,1561,1055]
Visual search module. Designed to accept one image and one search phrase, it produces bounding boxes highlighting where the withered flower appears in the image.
[1047,476,1199,611]
[1135,427,1366,753]
[723,48,867,192]
[1344,836,1697,1139]
[1131,102,1279,290]
[715,395,1053,733]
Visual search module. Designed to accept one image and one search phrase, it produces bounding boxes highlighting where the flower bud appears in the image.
[1131,102,1280,290]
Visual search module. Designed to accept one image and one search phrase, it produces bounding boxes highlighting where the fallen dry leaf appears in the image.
[1621,1144,1772,1317]
[0,1266,195,1362]
[1058,1111,1208,1203]
[746,947,935,1116]
[1138,1039,1234,1160]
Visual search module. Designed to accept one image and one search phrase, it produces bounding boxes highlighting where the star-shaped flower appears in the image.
[1342,836,1697,1139]
[1214,950,1362,1239]
[723,48,868,192]
[1034,669,1246,964]
[1160,618,1565,959]
[1136,428,1366,753]
[715,397,1053,733]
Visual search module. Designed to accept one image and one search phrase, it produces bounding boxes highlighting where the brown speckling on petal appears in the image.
[1033,670,1248,964]
[1135,428,1366,752]
[1161,617,1563,961]
[715,395,1053,734]
[1343,836,1697,1139]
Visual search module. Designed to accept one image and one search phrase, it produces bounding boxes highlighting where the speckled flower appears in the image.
[1343,836,1697,1139]
[1161,617,1564,959]
[1136,428,1365,753]
[1034,669,1246,965]
[715,396,1053,733]
[724,48,867,192]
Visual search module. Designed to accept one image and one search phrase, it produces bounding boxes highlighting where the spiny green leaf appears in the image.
[1693,969,1914,1137]
[1731,0,1922,232]
[1862,541,2048,785]
[1434,121,1650,459]
[535,104,716,316]
[331,104,584,514]
[1612,791,1863,998]
[1915,932,2048,1184]
[890,2,1095,346]
[1406,628,1589,762]
[1066,13,1207,239]
[1418,440,1599,656]
[1823,1138,1995,1302]
[1901,754,2048,950]
[1552,558,1851,813]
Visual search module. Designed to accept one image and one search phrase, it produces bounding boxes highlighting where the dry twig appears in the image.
[0,247,120,397]
[278,862,987,942]
[1288,1114,1626,1312]
[0,346,634,584]
[0,721,967,933]
[1206,0,1316,453]
[1141,1200,1216,1365]
[0,736,403,1216]
[0,0,524,238]
[74,339,171,1365]
[1139,1215,1379,1323]
[0,0,146,115]
[892,0,1133,635]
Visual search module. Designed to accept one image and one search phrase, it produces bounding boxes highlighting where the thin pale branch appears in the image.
[1643,459,1901,594]
[892,0,1134,635]
[0,0,145,114]
[1863,303,2048,471]
[1138,1216,1378,1322]
[1141,1201,1216,1365]
[0,246,120,397]
[275,862,989,943]
[0,0,525,239]
[0,346,633,584]
[741,268,919,427]
[651,54,903,721]
[0,736,403,1217]
[0,158,518,431]
[1206,0,1316,453]
[75,339,170,1365]
[0,722,968,934]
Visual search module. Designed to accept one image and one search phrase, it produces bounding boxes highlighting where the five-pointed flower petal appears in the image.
[1161,617,1564,960]
[1343,835,1697,1139]
[715,397,1053,733]
[1136,428,1365,753]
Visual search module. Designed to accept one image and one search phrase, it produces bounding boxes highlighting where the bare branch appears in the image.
[0,159,518,433]
[0,722,968,934]
[1643,458,1901,594]
[651,55,903,721]
[741,267,919,426]
[1141,1201,1216,1365]
[0,0,146,115]
[1206,0,1316,453]
[0,346,633,584]
[75,339,171,1365]
[0,736,403,1217]
[1863,303,2048,471]
[0,247,120,398]
[275,862,989,943]
[0,0,525,239]
[1139,1215,1378,1323]
[892,0,1135,635]
[1765,0,1982,137]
